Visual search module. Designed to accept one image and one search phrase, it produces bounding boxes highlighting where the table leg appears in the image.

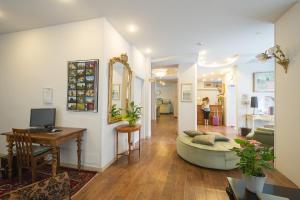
[76,134,82,171]
[57,146,60,168]
[139,129,141,157]
[51,146,58,176]
[116,131,119,159]
[7,136,13,180]
[128,132,131,161]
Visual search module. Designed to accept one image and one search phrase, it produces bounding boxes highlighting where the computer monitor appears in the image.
[30,108,56,128]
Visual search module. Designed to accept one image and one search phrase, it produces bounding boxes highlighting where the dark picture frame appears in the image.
[67,59,99,112]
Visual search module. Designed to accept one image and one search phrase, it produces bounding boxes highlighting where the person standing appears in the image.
[201,97,210,126]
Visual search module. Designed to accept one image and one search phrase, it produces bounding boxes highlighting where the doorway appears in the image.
[151,66,179,129]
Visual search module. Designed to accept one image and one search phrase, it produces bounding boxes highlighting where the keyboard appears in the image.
[29,128,49,133]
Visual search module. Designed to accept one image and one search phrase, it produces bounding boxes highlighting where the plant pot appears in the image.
[242,174,266,193]
[240,127,252,136]
[128,121,137,127]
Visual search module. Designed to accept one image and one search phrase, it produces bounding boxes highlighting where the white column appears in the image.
[178,64,197,134]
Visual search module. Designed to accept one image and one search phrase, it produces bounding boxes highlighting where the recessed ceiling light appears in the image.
[145,48,152,54]
[198,54,239,68]
[128,24,138,33]
[59,0,73,3]
[0,10,5,18]
[198,50,207,56]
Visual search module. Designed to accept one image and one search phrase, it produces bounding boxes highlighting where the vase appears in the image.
[242,174,266,193]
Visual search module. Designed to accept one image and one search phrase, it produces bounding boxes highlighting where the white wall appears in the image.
[223,71,237,127]
[236,63,274,128]
[0,18,104,168]
[0,18,151,170]
[275,2,300,187]
[178,64,197,133]
[100,19,151,169]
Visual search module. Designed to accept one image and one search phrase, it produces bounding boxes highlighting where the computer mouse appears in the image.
[51,128,58,133]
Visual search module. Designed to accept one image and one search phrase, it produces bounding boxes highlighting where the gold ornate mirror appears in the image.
[108,54,132,124]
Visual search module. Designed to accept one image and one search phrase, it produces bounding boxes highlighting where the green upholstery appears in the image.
[247,127,274,147]
[176,134,240,170]
[32,145,52,156]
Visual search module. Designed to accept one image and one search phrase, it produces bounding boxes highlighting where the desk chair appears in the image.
[12,129,53,183]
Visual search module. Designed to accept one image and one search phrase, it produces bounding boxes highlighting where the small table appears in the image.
[246,114,274,134]
[2,127,86,179]
[115,124,141,161]
[226,177,300,200]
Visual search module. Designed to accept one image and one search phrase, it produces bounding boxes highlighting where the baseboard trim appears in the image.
[60,162,101,172]
[100,140,141,172]
[100,158,117,172]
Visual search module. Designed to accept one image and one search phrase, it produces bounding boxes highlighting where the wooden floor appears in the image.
[73,115,297,200]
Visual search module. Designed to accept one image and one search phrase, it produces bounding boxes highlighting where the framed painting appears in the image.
[181,83,193,102]
[253,72,274,92]
[67,59,99,112]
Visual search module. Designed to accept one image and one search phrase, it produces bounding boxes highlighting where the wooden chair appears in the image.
[12,129,53,183]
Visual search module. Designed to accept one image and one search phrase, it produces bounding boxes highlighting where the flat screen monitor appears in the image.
[30,108,56,128]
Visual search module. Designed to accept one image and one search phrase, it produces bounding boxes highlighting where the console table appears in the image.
[226,177,300,200]
[246,114,274,134]
[115,124,141,161]
[2,127,86,179]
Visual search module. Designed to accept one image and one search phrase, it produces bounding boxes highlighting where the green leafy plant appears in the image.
[232,139,275,177]
[110,104,122,120]
[123,101,142,126]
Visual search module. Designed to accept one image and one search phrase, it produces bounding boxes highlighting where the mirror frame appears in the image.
[108,54,132,124]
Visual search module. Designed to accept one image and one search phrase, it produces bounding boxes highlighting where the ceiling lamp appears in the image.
[159,81,166,86]
[198,54,239,68]
[152,69,167,78]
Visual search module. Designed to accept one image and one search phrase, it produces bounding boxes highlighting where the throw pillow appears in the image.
[183,130,204,137]
[192,135,215,145]
[205,132,230,142]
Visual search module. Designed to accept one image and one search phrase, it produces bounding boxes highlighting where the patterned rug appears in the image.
[0,165,97,197]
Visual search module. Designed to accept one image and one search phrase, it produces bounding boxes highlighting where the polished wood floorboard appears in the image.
[73,115,297,200]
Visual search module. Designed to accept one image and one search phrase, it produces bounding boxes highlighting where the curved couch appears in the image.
[176,134,240,170]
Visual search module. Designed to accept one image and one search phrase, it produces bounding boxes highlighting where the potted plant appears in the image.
[123,101,142,126]
[231,139,275,193]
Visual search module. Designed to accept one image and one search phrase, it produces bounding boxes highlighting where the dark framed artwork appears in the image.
[67,59,99,112]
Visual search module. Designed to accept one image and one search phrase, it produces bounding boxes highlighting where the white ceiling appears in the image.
[0,0,297,65]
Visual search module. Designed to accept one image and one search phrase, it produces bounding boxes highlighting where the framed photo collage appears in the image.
[67,59,99,112]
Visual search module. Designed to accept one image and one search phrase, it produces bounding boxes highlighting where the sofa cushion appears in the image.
[183,130,204,137]
[178,134,239,152]
[205,132,230,142]
[192,135,215,145]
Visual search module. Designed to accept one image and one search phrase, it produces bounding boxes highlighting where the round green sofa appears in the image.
[176,133,240,170]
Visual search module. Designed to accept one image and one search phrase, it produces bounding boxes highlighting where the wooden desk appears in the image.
[2,127,86,179]
[115,124,141,161]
